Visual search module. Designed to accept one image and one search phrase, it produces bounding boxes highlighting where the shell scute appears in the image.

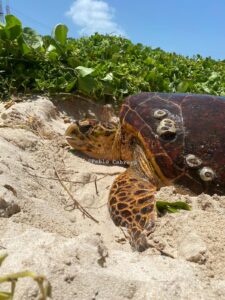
[123,109,143,131]
[120,92,225,195]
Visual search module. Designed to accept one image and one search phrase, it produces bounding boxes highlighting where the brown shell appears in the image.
[120,92,225,195]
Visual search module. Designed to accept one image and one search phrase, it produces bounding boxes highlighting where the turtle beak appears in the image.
[65,121,87,149]
[65,122,79,141]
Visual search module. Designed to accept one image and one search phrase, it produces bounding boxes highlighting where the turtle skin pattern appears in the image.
[108,147,157,251]
[66,92,225,251]
[119,92,225,195]
[108,92,225,251]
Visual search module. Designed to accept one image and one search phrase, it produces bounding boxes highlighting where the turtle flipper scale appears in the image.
[108,167,157,252]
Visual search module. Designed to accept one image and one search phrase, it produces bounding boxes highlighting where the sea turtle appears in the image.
[65,92,225,251]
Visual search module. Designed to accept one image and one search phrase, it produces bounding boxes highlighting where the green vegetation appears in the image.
[156,201,191,214]
[0,254,51,299]
[0,15,225,106]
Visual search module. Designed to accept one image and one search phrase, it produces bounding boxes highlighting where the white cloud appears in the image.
[66,0,125,36]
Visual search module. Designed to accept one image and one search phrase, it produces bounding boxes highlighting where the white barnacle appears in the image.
[156,118,176,141]
[185,154,202,168]
[199,167,215,181]
[153,109,167,119]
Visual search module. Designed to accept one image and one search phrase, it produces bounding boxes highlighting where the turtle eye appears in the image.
[79,124,93,134]
[78,120,94,134]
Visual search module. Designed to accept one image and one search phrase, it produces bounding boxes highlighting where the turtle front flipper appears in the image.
[108,145,158,251]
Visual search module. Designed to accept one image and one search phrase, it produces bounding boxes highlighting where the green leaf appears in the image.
[46,45,59,60]
[102,72,113,81]
[17,36,31,54]
[65,79,77,92]
[156,201,191,214]
[22,27,43,49]
[53,24,68,46]
[46,44,56,52]
[78,76,97,94]
[167,207,179,213]
[5,15,22,28]
[76,66,94,77]
[198,83,211,93]
[144,57,156,66]
[5,15,22,40]
[208,72,219,82]
[176,81,190,92]
[4,25,21,40]
[0,291,13,300]
[0,254,8,267]
[102,81,114,94]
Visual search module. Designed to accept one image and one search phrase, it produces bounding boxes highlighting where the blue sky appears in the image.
[2,0,225,59]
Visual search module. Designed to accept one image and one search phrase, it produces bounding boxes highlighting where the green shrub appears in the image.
[0,15,225,106]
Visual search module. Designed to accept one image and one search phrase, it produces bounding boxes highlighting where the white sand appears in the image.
[0,96,225,300]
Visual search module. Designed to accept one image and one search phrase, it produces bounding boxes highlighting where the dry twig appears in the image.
[94,178,99,195]
[54,166,99,224]
[25,168,109,185]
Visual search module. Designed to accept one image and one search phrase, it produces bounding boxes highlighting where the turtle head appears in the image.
[65,119,118,160]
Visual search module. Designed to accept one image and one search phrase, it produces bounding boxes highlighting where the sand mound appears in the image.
[0,96,225,300]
